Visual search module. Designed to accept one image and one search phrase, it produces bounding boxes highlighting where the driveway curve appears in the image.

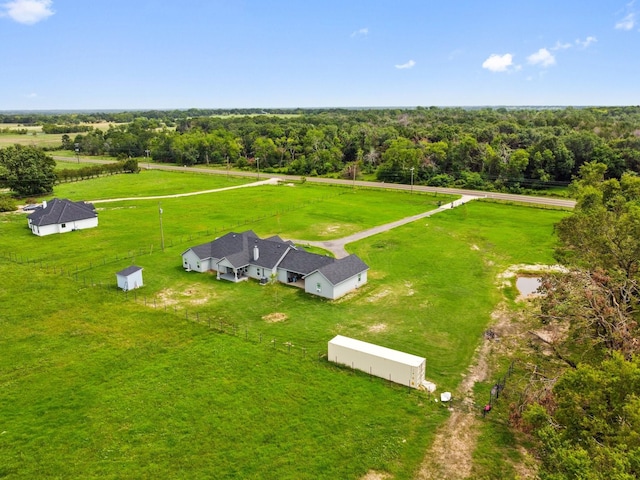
[89,178,279,204]
[289,195,479,258]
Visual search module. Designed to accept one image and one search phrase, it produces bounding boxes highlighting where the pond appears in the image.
[516,276,542,297]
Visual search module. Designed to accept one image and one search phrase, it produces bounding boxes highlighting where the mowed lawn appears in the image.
[0,173,569,479]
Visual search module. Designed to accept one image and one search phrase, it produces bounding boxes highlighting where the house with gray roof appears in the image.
[182,230,368,299]
[27,198,98,236]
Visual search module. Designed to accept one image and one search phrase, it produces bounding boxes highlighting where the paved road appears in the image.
[53,156,576,209]
[290,195,479,258]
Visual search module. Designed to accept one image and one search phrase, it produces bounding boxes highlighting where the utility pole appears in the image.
[410,167,415,194]
[145,149,150,169]
[257,157,260,180]
[74,143,80,163]
[352,162,357,189]
[159,202,165,252]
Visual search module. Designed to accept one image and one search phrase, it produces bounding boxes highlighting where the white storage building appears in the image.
[328,335,426,389]
[116,266,144,291]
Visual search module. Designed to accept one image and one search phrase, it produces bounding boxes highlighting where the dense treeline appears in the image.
[512,162,640,478]
[41,123,94,134]
[5,107,640,192]
[56,159,139,183]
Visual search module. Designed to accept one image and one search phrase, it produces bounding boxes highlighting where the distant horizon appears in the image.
[2,104,639,115]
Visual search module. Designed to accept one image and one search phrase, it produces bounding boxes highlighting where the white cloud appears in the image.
[576,36,597,48]
[1,0,54,25]
[551,41,573,51]
[527,48,556,67]
[395,59,416,69]
[25,92,37,98]
[481,53,514,72]
[350,27,368,38]
[615,12,636,30]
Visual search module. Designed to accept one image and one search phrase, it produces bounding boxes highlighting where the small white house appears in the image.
[27,198,98,236]
[328,335,426,389]
[116,266,144,291]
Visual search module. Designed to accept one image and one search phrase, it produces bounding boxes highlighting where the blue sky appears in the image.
[1,0,639,110]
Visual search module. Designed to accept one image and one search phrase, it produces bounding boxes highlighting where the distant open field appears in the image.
[0,171,568,478]
[0,131,65,148]
[0,121,125,148]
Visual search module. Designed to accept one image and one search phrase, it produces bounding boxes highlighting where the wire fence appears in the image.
[3,252,330,362]
[482,360,515,417]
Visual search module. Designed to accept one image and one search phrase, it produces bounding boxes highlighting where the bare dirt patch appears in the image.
[404,281,415,296]
[368,323,387,333]
[322,225,341,235]
[360,471,392,480]
[417,410,481,480]
[156,288,179,306]
[262,312,288,323]
[155,286,212,307]
[367,288,391,302]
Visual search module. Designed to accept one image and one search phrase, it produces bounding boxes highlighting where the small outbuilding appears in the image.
[116,266,144,291]
[328,335,426,389]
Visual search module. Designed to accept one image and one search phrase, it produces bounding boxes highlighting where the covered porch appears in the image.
[216,261,249,283]
[218,271,249,283]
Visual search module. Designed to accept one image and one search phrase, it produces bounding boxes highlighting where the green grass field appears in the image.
[53,169,252,200]
[0,131,65,148]
[0,172,568,479]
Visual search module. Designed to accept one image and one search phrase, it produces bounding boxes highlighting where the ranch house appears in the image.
[181,230,369,300]
[27,198,98,236]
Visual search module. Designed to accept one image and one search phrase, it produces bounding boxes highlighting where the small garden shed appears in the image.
[328,335,426,389]
[116,266,144,291]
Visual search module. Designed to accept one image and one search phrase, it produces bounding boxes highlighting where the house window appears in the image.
[257,268,261,276]
[61,223,66,228]
[358,273,362,282]
[316,282,322,293]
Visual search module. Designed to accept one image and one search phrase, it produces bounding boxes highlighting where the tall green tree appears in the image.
[516,162,640,479]
[0,145,56,196]
[555,162,640,279]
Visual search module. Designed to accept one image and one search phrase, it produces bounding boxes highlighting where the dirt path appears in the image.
[415,303,511,480]
[89,177,279,204]
[291,195,479,258]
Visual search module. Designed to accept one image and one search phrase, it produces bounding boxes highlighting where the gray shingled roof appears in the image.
[184,230,369,286]
[117,265,143,276]
[185,230,258,260]
[315,254,369,285]
[277,249,335,275]
[185,231,291,270]
[243,236,291,269]
[28,198,97,226]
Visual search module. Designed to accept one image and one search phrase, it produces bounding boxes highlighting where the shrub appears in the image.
[0,195,17,212]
